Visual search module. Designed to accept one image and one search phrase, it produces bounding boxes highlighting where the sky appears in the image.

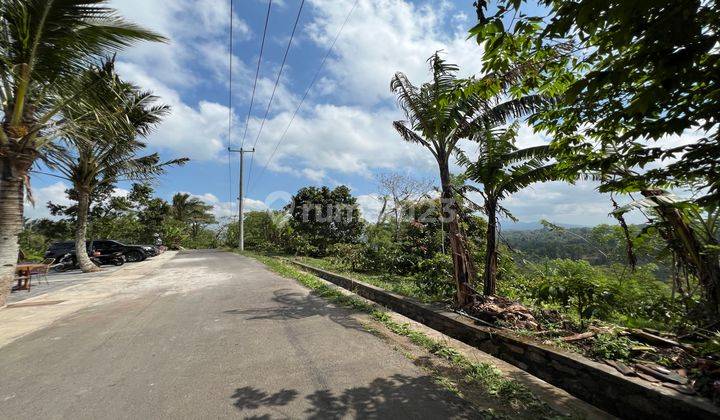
[24,0,695,227]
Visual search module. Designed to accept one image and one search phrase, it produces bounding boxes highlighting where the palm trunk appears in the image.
[75,188,100,273]
[483,197,498,296]
[439,162,475,306]
[0,155,28,307]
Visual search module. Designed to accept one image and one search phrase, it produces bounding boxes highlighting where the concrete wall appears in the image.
[289,260,720,420]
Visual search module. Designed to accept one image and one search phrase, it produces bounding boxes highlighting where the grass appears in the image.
[240,251,555,417]
[294,256,435,302]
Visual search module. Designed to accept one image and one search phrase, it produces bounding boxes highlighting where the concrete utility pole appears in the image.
[228,147,254,251]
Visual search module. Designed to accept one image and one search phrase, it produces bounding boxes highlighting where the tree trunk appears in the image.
[643,190,720,317]
[0,154,29,307]
[439,162,475,307]
[483,198,498,296]
[75,188,100,273]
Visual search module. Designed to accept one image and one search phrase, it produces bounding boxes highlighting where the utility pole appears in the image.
[228,147,254,251]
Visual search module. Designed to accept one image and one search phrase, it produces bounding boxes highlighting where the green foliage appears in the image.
[161,218,189,250]
[415,253,455,301]
[287,186,363,256]
[327,243,376,272]
[699,332,720,357]
[532,260,615,321]
[590,333,636,361]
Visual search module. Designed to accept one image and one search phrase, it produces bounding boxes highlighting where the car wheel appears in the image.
[126,251,143,262]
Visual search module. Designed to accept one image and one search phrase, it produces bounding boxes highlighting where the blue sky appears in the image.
[27,0,686,226]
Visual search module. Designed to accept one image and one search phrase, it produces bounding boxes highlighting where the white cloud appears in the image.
[305,0,484,106]
[24,182,72,220]
[248,104,436,180]
[356,193,385,223]
[188,192,268,221]
[116,62,229,161]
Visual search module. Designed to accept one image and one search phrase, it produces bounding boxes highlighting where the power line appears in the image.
[250,0,359,192]
[245,0,306,193]
[240,0,273,149]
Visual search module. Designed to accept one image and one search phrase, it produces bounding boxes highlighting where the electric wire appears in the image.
[249,0,359,193]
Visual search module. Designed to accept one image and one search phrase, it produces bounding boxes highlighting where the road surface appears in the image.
[0,250,479,419]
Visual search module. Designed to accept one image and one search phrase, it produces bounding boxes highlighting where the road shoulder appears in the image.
[0,251,177,349]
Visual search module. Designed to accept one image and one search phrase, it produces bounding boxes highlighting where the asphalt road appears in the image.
[0,250,479,419]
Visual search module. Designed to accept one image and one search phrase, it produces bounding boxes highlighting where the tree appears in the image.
[458,123,559,295]
[171,193,216,240]
[376,172,432,239]
[48,65,182,272]
[390,53,545,305]
[287,186,362,256]
[470,0,720,317]
[0,0,165,305]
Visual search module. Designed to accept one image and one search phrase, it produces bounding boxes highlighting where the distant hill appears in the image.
[502,220,585,231]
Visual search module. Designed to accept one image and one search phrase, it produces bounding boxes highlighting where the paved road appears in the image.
[0,250,478,419]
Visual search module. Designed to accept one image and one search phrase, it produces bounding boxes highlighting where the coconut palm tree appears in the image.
[457,123,559,295]
[391,52,545,306]
[171,193,216,240]
[0,0,165,305]
[48,66,184,272]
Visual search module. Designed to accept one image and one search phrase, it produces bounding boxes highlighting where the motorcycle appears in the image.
[90,251,125,266]
[52,253,77,272]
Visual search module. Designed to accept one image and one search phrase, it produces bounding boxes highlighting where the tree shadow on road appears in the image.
[231,373,482,419]
[223,289,369,333]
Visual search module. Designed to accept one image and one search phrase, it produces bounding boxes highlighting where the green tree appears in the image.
[470,0,720,317]
[49,67,182,272]
[171,193,216,241]
[287,186,362,256]
[458,123,559,295]
[391,53,545,305]
[0,0,165,305]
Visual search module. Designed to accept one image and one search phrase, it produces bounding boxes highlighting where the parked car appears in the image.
[44,241,79,264]
[45,240,149,264]
[139,245,159,257]
[89,240,148,263]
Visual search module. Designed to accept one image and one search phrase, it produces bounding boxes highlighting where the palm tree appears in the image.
[391,52,545,306]
[48,66,184,272]
[0,0,165,305]
[171,193,216,240]
[458,123,559,295]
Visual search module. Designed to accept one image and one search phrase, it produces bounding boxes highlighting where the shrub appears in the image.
[590,333,636,361]
[531,259,616,322]
[414,253,455,301]
[327,243,376,272]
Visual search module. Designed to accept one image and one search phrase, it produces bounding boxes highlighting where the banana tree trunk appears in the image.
[483,197,498,296]
[439,163,475,307]
[0,154,29,307]
[75,188,100,273]
[643,190,720,317]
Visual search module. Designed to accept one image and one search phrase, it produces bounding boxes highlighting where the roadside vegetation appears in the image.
[221,1,720,404]
[2,0,719,408]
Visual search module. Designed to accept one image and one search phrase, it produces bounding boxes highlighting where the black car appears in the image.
[44,241,80,263]
[45,240,148,263]
[89,240,148,262]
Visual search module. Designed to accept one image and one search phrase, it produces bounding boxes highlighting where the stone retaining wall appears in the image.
[289,260,720,420]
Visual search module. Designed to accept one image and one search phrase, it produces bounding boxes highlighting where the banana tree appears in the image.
[47,68,184,272]
[0,0,165,305]
[458,123,559,295]
[391,53,545,305]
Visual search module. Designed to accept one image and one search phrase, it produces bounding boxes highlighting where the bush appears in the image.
[590,333,636,361]
[327,243,376,272]
[414,253,455,301]
[531,259,616,322]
